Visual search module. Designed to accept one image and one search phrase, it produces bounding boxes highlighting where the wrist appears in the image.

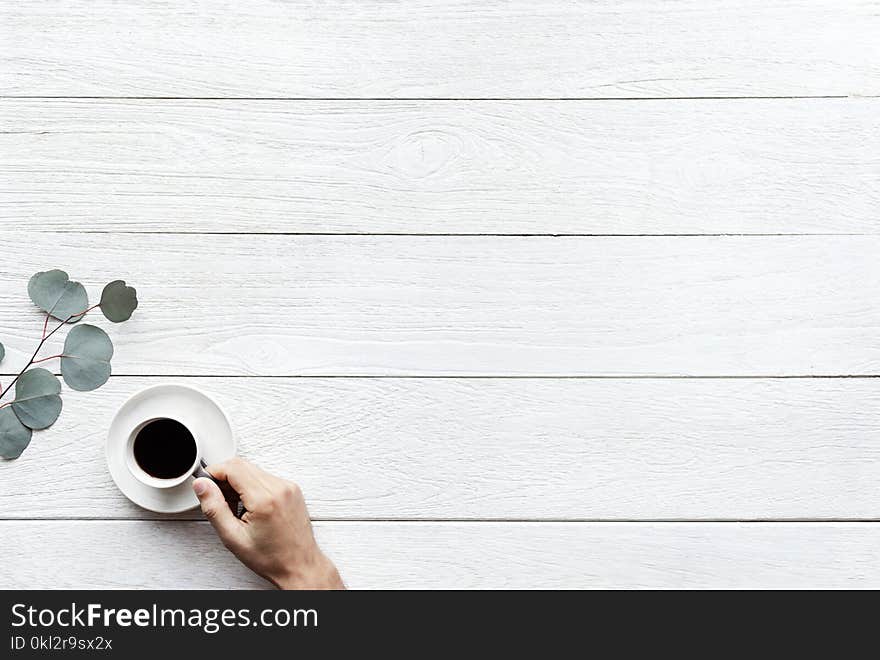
[275,552,344,590]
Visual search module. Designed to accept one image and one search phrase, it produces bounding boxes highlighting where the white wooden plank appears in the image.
[2,1,878,98]
[6,521,880,589]
[1,377,879,520]
[3,99,878,235]
[0,233,877,377]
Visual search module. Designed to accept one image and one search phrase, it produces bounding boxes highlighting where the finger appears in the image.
[205,458,273,510]
[193,478,245,549]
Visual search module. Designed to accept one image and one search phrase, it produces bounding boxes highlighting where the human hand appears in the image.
[193,458,344,590]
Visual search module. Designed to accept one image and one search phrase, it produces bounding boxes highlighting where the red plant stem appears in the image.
[0,303,97,403]
[31,354,63,364]
[0,321,67,402]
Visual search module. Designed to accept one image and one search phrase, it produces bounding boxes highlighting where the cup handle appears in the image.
[193,458,246,518]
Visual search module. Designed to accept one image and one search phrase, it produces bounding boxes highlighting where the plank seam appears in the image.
[0,95,865,101]
[12,232,879,238]
[5,518,880,524]
[2,374,879,380]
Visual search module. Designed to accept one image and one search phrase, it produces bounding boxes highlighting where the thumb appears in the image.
[194,478,244,549]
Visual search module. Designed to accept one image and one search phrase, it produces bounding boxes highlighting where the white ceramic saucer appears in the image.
[107,384,236,513]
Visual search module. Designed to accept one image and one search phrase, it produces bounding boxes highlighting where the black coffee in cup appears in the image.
[133,418,197,480]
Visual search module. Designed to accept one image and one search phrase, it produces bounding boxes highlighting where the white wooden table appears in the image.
[2,1,880,589]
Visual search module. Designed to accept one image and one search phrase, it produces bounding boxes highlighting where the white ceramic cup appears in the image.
[124,417,209,489]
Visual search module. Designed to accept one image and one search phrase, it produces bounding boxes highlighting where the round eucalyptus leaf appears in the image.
[61,324,114,392]
[0,406,32,459]
[0,341,4,364]
[12,368,62,430]
[28,269,88,322]
[100,280,138,323]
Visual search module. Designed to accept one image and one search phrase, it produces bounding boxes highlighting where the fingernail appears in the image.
[193,479,208,496]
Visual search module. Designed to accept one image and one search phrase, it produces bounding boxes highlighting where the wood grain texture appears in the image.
[0,233,877,377]
[3,98,879,235]
[6,521,880,589]
[2,1,878,98]
[5,0,877,592]
[2,377,880,520]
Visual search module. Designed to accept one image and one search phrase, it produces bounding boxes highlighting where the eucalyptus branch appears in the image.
[0,312,79,403]
[0,271,138,460]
